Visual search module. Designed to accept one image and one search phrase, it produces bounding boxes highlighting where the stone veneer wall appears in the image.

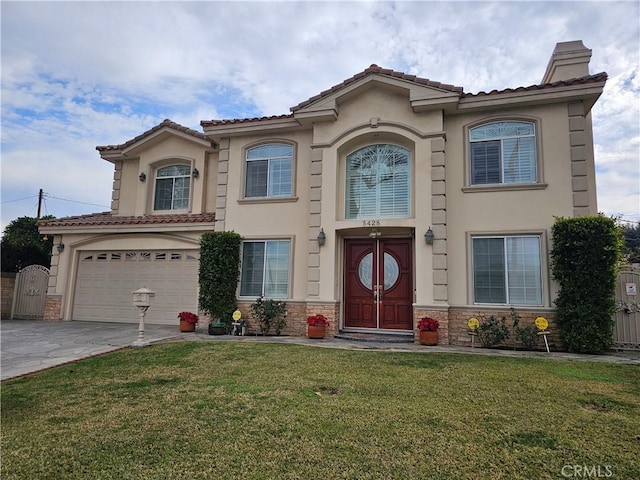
[1,273,16,319]
[448,308,561,350]
[234,301,338,338]
[43,295,62,321]
[413,306,450,344]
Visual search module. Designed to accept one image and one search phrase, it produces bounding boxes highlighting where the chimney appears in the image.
[542,40,592,84]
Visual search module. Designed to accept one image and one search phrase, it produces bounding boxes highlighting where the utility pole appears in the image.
[37,188,43,219]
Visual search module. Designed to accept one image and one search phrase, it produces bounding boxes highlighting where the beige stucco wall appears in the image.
[444,102,584,308]
[223,130,313,301]
[116,136,217,217]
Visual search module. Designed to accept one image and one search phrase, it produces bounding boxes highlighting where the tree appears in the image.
[1,216,54,272]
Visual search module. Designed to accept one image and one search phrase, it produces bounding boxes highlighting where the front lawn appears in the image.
[2,343,639,479]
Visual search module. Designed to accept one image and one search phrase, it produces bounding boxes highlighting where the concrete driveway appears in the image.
[2,320,639,381]
[1,320,182,380]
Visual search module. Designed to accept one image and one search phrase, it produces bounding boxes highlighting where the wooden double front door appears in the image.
[344,238,413,330]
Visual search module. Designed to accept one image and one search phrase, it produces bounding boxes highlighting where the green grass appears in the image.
[2,343,639,479]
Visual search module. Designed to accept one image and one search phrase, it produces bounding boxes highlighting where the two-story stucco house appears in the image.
[39,41,606,345]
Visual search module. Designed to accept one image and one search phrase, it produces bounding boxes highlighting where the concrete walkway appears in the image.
[2,320,639,381]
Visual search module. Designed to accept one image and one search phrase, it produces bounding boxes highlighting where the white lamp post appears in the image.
[132,287,155,347]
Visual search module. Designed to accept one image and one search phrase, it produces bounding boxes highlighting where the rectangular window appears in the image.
[154,165,191,210]
[473,236,542,305]
[240,240,290,298]
[470,122,537,186]
[245,144,293,198]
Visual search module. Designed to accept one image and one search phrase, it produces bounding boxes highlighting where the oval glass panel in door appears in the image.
[357,252,373,290]
[383,252,400,289]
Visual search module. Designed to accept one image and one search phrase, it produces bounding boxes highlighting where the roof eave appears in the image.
[39,221,217,235]
[201,118,304,141]
[411,94,460,113]
[120,128,215,156]
[456,83,605,113]
[293,108,338,126]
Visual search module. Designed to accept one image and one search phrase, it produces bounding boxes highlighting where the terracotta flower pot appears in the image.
[419,330,438,346]
[180,320,196,332]
[307,325,326,339]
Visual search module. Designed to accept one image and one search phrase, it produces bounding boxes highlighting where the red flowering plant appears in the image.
[178,311,199,324]
[306,314,330,327]
[417,316,439,332]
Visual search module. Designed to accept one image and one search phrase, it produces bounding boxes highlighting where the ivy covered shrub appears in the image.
[198,231,242,325]
[551,216,624,353]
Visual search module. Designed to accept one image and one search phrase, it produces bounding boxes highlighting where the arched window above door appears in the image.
[345,144,411,219]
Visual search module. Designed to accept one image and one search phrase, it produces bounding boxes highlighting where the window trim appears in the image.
[238,237,293,299]
[467,230,548,307]
[463,117,545,191]
[240,141,297,202]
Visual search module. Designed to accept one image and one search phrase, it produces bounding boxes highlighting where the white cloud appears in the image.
[1,0,639,233]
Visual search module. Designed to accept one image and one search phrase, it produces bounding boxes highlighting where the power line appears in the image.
[0,194,39,204]
[44,194,110,208]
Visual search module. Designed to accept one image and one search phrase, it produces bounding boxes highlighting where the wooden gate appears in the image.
[11,265,50,320]
[613,265,640,349]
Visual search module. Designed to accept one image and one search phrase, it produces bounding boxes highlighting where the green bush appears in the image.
[477,314,510,348]
[509,308,539,351]
[551,216,624,353]
[515,325,540,350]
[198,231,242,324]
[250,297,287,335]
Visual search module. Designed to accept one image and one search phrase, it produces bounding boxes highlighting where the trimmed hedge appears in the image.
[198,231,242,324]
[551,216,624,353]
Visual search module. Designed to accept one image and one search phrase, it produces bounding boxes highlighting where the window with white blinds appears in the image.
[470,121,536,185]
[472,235,542,306]
[345,144,411,219]
[240,240,290,298]
[245,143,293,198]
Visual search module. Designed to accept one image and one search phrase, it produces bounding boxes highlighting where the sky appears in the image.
[1,0,639,235]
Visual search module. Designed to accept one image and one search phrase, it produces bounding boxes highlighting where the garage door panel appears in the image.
[73,250,199,325]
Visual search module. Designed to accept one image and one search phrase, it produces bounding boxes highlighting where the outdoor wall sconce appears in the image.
[192,168,199,178]
[56,242,65,253]
[317,228,326,247]
[424,227,435,245]
[139,172,146,182]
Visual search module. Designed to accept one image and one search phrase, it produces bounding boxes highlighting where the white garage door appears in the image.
[73,250,199,325]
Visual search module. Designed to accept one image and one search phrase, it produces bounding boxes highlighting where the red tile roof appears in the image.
[291,64,464,112]
[200,66,606,127]
[96,119,214,152]
[201,114,294,127]
[463,72,607,98]
[39,212,216,228]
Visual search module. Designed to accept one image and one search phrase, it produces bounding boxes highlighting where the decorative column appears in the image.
[568,101,593,216]
[111,161,122,214]
[430,136,448,303]
[307,148,323,298]
[215,138,230,231]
